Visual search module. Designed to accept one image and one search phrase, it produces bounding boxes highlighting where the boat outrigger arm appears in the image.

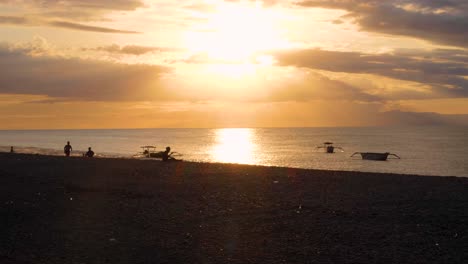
[318,146,344,151]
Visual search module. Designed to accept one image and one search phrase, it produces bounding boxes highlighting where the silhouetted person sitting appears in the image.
[162,146,171,161]
[85,147,95,158]
[64,141,72,157]
[161,146,180,162]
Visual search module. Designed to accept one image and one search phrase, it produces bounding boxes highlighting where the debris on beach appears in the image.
[296,204,302,214]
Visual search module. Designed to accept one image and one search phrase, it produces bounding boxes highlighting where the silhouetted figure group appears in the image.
[60,141,179,161]
[64,141,95,157]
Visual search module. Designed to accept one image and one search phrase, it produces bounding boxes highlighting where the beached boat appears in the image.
[317,142,343,153]
[134,146,182,160]
[133,146,163,158]
[351,152,400,161]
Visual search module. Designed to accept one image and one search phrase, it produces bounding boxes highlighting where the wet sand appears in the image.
[1,152,467,263]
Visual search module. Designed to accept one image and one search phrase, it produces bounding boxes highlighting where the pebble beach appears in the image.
[1,152,467,263]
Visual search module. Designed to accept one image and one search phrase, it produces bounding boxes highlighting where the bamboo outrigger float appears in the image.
[317,142,343,153]
[351,152,400,161]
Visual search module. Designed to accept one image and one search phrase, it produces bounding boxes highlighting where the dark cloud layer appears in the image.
[0,45,175,102]
[296,0,468,48]
[274,48,468,99]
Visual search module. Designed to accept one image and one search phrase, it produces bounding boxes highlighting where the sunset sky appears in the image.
[1,0,467,129]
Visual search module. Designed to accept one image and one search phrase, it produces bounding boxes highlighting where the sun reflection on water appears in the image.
[211,128,257,164]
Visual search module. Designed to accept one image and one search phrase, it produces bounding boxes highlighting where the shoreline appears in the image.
[3,150,465,178]
[1,152,468,263]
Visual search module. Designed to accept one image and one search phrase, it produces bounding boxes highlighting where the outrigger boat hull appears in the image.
[351,152,400,161]
[317,142,343,153]
[326,146,335,153]
[147,152,163,158]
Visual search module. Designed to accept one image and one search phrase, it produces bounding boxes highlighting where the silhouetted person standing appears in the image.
[10,146,14,153]
[85,147,94,157]
[64,141,72,157]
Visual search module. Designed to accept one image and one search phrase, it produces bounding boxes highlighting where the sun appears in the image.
[185,3,286,61]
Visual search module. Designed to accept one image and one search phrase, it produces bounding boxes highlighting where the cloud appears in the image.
[0,0,143,9]
[273,48,468,99]
[223,0,283,6]
[265,71,382,103]
[10,36,55,56]
[183,3,217,13]
[48,0,144,10]
[90,44,167,55]
[0,44,177,102]
[295,0,468,48]
[0,16,139,33]
[48,20,139,33]
[0,15,28,24]
[0,0,146,32]
[0,0,145,19]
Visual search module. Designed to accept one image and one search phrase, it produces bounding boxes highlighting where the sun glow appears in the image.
[185,3,287,61]
[211,128,258,164]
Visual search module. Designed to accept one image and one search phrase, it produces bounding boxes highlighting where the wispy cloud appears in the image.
[0,0,145,20]
[0,15,140,33]
[48,20,139,33]
[264,71,382,103]
[0,15,28,24]
[89,44,170,55]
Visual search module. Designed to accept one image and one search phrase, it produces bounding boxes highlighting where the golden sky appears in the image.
[1,0,467,128]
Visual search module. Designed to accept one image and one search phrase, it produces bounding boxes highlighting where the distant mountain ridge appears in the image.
[381,110,468,126]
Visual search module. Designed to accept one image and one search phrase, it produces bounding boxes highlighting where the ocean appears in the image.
[1,126,467,177]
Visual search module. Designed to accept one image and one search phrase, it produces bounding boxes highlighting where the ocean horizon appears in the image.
[1,126,467,177]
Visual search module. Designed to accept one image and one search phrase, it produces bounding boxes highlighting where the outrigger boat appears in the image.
[317,142,343,153]
[134,146,183,159]
[351,152,400,161]
[133,146,161,158]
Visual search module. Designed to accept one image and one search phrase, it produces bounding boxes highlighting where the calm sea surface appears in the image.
[1,127,467,177]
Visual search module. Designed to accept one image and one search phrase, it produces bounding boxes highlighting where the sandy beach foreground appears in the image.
[1,153,467,263]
